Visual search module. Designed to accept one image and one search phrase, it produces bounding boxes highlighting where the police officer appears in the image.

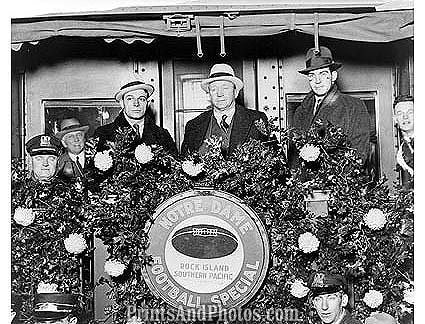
[25,134,62,183]
[307,271,361,324]
[33,293,79,324]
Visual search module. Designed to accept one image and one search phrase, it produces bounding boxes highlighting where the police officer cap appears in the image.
[307,271,348,297]
[25,134,61,156]
[33,293,78,321]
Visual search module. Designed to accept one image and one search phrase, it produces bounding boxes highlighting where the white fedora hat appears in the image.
[114,81,154,102]
[200,63,244,93]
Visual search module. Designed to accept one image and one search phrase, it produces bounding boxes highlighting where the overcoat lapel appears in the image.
[229,105,251,151]
[193,110,213,149]
[311,85,339,126]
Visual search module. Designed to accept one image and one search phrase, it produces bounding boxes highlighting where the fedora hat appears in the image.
[115,81,154,102]
[56,118,89,140]
[299,46,342,75]
[200,63,244,93]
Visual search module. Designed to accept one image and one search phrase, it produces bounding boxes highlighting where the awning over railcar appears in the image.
[11,1,413,51]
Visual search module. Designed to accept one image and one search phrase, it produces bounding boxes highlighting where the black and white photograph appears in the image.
[10,1,415,323]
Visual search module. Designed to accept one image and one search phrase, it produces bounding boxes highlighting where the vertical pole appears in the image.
[19,72,26,166]
[195,16,203,58]
[313,13,320,53]
[219,15,226,57]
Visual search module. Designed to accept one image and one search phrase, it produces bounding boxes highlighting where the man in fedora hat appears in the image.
[181,63,271,156]
[290,46,371,166]
[56,117,90,182]
[94,80,177,155]
[307,271,361,324]
[393,95,414,188]
[25,134,62,183]
[33,293,79,323]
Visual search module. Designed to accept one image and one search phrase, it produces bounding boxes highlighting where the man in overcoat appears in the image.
[393,95,414,188]
[181,63,271,157]
[290,46,371,166]
[94,81,177,156]
[56,117,90,182]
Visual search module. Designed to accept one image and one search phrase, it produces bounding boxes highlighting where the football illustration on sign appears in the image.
[142,189,270,316]
[171,224,238,259]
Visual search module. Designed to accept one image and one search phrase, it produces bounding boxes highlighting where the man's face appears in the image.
[31,154,58,182]
[122,89,148,120]
[312,292,347,324]
[208,80,237,111]
[394,101,414,132]
[62,131,85,155]
[307,67,337,97]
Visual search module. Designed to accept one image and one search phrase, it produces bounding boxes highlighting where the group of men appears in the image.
[26,45,413,185]
[20,45,412,324]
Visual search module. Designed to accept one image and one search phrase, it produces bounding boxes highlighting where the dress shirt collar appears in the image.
[213,105,236,125]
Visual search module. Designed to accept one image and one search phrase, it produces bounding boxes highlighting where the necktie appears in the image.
[313,98,322,116]
[133,124,141,138]
[75,156,83,178]
[220,115,230,133]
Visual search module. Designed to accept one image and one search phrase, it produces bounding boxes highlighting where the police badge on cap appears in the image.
[307,271,348,297]
[25,134,61,156]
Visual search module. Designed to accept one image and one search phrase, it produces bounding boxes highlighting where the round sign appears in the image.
[142,188,270,316]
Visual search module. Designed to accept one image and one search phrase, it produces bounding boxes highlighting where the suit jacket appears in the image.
[181,104,269,156]
[94,111,177,156]
[291,85,371,164]
[56,152,85,181]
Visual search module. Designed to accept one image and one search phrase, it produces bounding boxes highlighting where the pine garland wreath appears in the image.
[12,120,413,323]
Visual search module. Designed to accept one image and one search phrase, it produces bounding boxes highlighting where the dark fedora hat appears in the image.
[299,46,342,75]
[55,118,89,141]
